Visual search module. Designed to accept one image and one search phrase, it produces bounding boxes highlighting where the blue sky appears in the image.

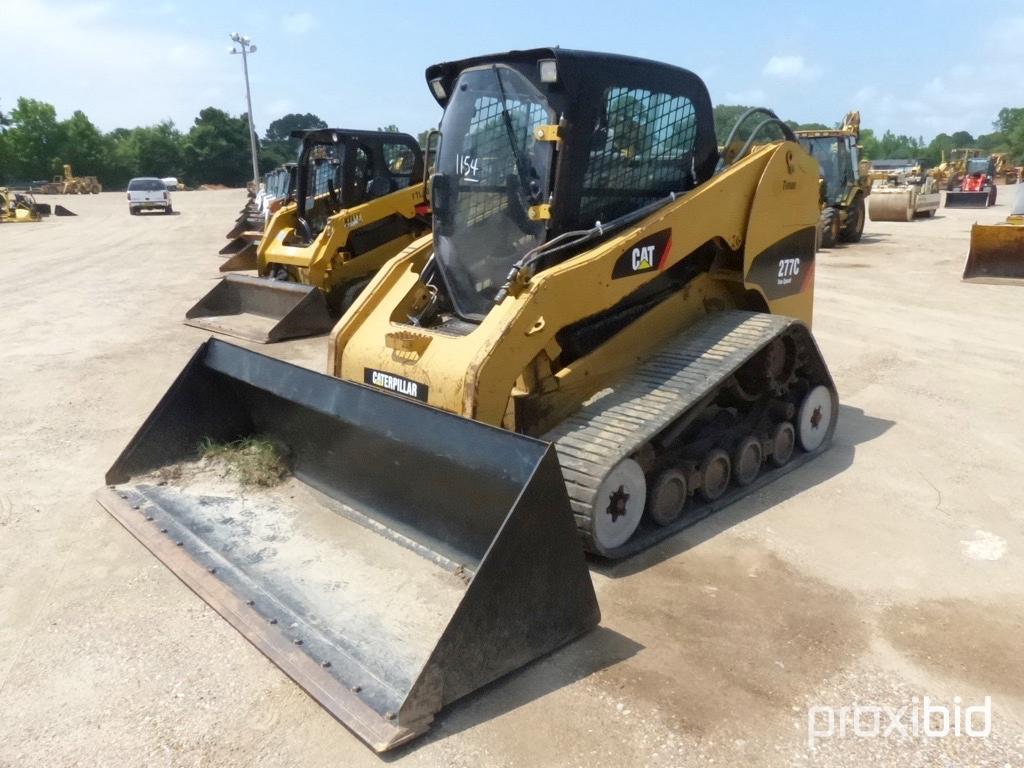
[4,0,1023,141]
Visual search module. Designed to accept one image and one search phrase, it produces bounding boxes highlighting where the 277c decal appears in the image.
[777,257,801,285]
[612,229,673,279]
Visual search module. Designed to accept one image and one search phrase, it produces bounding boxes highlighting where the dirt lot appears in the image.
[1,189,1022,767]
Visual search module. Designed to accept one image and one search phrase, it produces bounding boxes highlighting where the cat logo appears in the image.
[612,229,673,279]
[632,245,656,271]
[344,213,364,229]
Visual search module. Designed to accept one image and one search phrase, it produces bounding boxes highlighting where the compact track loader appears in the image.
[946,156,998,208]
[867,161,940,221]
[188,130,431,342]
[963,183,1024,282]
[101,49,837,751]
[218,164,297,265]
[0,187,49,222]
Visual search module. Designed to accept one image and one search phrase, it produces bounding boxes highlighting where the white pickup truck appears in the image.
[127,177,172,215]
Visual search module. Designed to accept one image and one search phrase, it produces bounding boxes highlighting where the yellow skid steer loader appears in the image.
[187,129,431,342]
[102,49,837,751]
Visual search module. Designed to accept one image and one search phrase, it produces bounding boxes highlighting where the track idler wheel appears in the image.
[647,468,688,526]
[732,435,763,487]
[797,385,834,452]
[769,422,796,467]
[697,449,731,502]
[592,458,646,551]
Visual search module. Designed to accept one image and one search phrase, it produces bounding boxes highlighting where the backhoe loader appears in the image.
[100,48,837,752]
[963,182,1024,282]
[796,113,870,247]
[188,129,431,342]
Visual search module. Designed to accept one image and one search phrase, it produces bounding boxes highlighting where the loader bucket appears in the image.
[219,234,259,256]
[184,274,334,343]
[97,339,599,752]
[32,202,52,217]
[54,205,76,216]
[218,243,258,272]
[945,190,990,208]
[963,222,1024,283]
[226,218,262,239]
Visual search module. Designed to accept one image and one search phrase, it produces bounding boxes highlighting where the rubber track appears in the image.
[543,310,802,558]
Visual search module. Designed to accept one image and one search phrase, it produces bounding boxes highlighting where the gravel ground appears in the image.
[0,188,1021,767]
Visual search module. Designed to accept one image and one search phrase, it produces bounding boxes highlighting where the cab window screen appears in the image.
[383,142,417,189]
[579,88,697,225]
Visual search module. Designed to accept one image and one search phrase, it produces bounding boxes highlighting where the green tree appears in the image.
[263,112,326,165]
[133,121,184,178]
[950,130,975,148]
[5,97,63,180]
[183,107,253,186]
[59,110,106,176]
[713,105,754,145]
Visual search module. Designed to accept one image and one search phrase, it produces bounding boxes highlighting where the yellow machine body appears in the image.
[332,142,817,429]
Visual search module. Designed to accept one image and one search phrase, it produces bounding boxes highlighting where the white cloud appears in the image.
[846,15,1024,139]
[763,55,819,81]
[283,12,314,35]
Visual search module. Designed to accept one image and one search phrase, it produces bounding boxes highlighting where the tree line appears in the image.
[2,96,1021,190]
[0,98,341,189]
[713,104,1024,167]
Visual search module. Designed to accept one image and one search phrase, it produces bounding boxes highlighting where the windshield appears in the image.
[966,158,989,174]
[433,66,554,320]
[128,178,165,191]
[799,137,847,203]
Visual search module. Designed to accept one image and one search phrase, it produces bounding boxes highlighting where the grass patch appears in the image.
[199,436,289,487]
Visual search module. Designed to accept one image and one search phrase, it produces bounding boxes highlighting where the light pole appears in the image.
[229,32,260,188]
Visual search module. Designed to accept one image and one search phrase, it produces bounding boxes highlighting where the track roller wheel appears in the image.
[732,436,763,487]
[698,449,731,502]
[797,385,834,452]
[647,468,688,526]
[769,422,796,468]
[592,458,646,551]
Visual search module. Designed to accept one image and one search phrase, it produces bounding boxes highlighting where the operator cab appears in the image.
[424,48,718,321]
[291,129,423,243]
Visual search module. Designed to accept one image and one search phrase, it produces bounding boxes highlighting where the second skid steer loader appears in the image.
[101,48,837,752]
[187,130,431,342]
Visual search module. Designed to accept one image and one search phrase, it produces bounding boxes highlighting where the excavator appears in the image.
[963,183,1024,282]
[100,49,838,751]
[187,129,432,342]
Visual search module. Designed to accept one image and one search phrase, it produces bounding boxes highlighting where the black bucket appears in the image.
[98,340,598,751]
[945,190,990,208]
[184,275,333,343]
